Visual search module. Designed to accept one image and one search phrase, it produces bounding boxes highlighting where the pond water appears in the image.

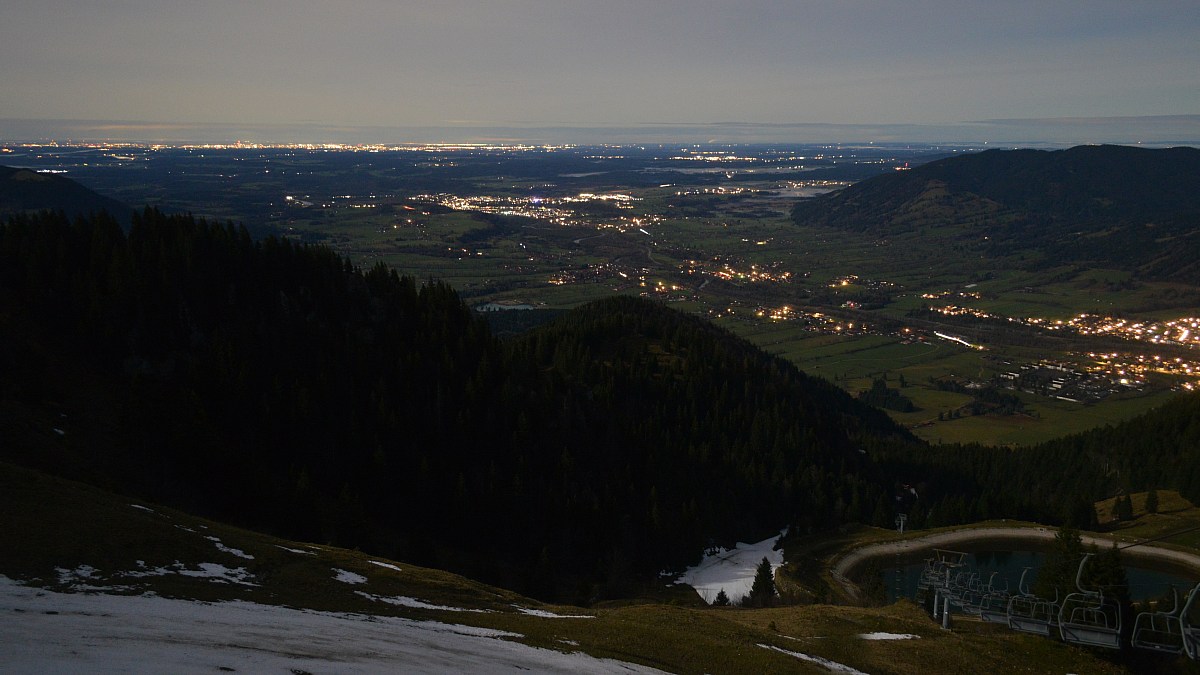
[880,549,1199,604]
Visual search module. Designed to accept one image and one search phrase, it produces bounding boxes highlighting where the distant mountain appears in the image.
[0,165,132,224]
[791,145,1200,282]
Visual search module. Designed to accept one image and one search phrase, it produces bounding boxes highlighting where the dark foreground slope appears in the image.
[791,145,1200,282]
[2,462,1137,675]
[0,208,918,602]
[0,165,132,224]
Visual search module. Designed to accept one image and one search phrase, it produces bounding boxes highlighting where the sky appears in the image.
[1,0,1197,144]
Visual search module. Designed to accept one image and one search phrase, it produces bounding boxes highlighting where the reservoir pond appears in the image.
[881,549,1199,604]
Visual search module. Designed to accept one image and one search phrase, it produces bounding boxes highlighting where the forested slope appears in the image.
[880,391,1200,528]
[0,166,132,224]
[791,145,1200,281]
[5,208,1198,603]
[0,209,916,602]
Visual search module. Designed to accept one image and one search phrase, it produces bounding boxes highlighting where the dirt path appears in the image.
[829,526,1200,602]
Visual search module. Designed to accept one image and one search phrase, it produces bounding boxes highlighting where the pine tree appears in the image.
[1033,526,1084,600]
[1145,489,1159,514]
[1113,494,1134,522]
[747,557,777,608]
[713,589,730,606]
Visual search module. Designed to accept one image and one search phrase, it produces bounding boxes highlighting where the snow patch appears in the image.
[368,560,402,572]
[275,545,315,555]
[55,565,100,585]
[0,576,667,674]
[356,591,490,613]
[333,568,367,585]
[858,632,919,641]
[759,644,868,675]
[676,532,784,604]
[122,562,258,586]
[515,606,595,619]
[205,536,254,560]
[57,562,256,589]
[128,504,156,514]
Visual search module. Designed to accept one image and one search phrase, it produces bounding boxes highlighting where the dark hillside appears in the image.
[791,145,1200,282]
[0,208,918,602]
[0,165,132,224]
[878,391,1200,527]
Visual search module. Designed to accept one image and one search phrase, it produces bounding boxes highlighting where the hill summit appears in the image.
[0,165,132,224]
[791,144,1200,282]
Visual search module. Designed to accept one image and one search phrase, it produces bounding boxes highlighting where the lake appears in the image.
[881,548,1199,604]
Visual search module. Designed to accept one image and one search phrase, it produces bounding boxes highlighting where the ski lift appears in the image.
[919,550,966,592]
[1058,554,1122,650]
[1007,568,1060,636]
[978,572,1011,624]
[1132,586,1184,655]
[960,572,997,617]
[944,570,976,610]
[1183,582,1200,660]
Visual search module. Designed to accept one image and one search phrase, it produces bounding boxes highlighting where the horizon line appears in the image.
[2,115,1199,147]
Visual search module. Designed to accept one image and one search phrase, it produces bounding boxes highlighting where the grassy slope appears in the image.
[0,461,1145,674]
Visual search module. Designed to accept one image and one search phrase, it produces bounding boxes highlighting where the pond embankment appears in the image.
[830,526,1200,603]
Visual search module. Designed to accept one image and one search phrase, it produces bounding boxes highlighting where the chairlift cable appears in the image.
[1115,524,1200,552]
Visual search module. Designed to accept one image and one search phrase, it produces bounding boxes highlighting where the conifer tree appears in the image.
[747,557,777,608]
[713,589,730,606]
[1033,526,1084,600]
[1145,489,1159,514]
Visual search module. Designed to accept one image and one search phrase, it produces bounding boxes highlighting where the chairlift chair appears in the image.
[1132,586,1184,655]
[1007,568,1060,636]
[978,573,1012,624]
[1182,582,1200,660]
[1058,554,1122,650]
[917,558,947,591]
[960,571,993,616]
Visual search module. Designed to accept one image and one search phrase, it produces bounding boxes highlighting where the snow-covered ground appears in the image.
[0,576,666,674]
[676,532,783,604]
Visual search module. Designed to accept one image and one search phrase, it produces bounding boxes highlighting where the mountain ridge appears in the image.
[0,165,132,224]
[791,144,1200,282]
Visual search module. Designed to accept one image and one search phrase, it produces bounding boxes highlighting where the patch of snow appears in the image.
[368,560,402,572]
[0,576,668,674]
[205,536,254,560]
[128,504,156,514]
[275,545,315,555]
[53,428,65,436]
[55,565,100,585]
[175,563,257,585]
[356,591,490,613]
[121,562,258,586]
[758,644,868,675]
[858,632,919,641]
[173,524,195,533]
[515,606,595,619]
[334,568,368,585]
[676,532,784,604]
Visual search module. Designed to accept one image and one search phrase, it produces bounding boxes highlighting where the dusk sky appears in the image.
[1,1,1197,143]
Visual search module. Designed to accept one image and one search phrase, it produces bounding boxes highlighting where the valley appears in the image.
[6,141,1198,446]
